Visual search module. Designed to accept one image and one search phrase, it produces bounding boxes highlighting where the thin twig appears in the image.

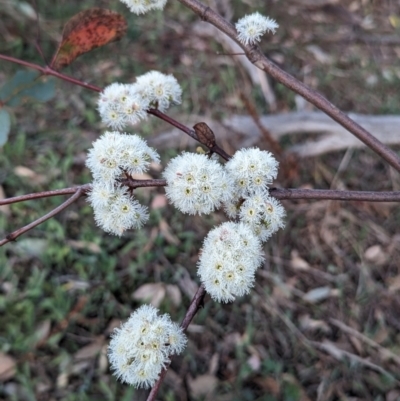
[146,285,206,401]
[31,0,47,64]
[0,189,84,246]
[2,185,400,207]
[120,178,167,188]
[0,185,91,206]
[176,0,400,173]
[0,54,102,93]
[310,340,400,385]
[329,318,400,366]
[0,55,231,157]
[259,289,400,385]
[239,91,282,156]
[148,109,231,160]
[269,188,400,202]
[148,108,198,141]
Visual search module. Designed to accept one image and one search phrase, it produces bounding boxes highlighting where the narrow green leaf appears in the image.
[0,109,11,146]
[0,70,56,107]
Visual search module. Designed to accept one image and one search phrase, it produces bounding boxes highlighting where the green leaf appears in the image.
[0,70,38,101]
[0,109,11,146]
[0,70,55,107]
[6,76,56,107]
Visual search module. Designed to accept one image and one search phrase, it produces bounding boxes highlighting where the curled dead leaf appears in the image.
[193,122,216,148]
[51,8,127,70]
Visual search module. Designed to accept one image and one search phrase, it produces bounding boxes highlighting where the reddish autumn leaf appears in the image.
[51,8,127,70]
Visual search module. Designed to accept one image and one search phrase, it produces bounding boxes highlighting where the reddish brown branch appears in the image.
[0,54,102,92]
[148,109,231,159]
[146,285,206,401]
[0,188,84,246]
[176,0,400,173]
[120,178,167,188]
[148,108,197,140]
[2,184,400,208]
[0,185,91,206]
[0,55,231,157]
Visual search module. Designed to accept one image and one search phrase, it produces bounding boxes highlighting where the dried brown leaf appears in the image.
[74,337,105,360]
[165,284,182,306]
[0,353,16,381]
[159,219,180,245]
[14,166,48,185]
[364,244,387,266]
[132,283,166,307]
[290,250,310,270]
[302,286,338,303]
[188,374,218,398]
[51,8,127,70]
[68,240,101,253]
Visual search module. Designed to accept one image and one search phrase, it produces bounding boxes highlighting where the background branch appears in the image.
[2,184,400,208]
[0,189,84,246]
[175,0,400,173]
[270,188,400,202]
[0,185,91,206]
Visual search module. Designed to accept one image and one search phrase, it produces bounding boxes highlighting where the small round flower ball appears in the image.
[120,0,168,15]
[235,12,279,46]
[223,199,241,219]
[135,71,182,112]
[117,133,160,176]
[97,83,127,114]
[108,304,187,388]
[97,83,149,130]
[238,193,286,242]
[163,152,234,215]
[86,131,160,188]
[90,184,149,236]
[197,222,264,303]
[225,147,279,198]
[86,131,126,189]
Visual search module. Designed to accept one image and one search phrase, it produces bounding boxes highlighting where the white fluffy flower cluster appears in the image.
[120,0,167,15]
[86,131,160,235]
[97,71,181,130]
[108,305,187,388]
[238,193,286,242]
[235,12,279,45]
[197,222,263,303]
[225,147,278,198]
[162,152,234,215]
[196,148,286,302]
[224,148,285,242]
